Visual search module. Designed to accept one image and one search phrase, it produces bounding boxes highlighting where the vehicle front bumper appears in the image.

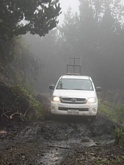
[50,101,98,116]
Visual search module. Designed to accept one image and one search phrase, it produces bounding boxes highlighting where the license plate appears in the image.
[67,110,79,115]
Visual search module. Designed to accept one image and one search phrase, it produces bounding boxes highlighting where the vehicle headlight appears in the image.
[52,96,60,102]
[87,97,96,103]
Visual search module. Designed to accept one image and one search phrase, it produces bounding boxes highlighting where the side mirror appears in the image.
[96,87,102,92]
[49,84,55,90]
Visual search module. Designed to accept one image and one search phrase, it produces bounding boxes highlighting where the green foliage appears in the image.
[99,100,124,146]
[4,37,40,90]
[114,127,124,146]
[11,85,43,120]
[99,101,116,121]
[0,0,61,41]
[99,100,124,124]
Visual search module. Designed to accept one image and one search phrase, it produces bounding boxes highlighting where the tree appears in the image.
[0,37,40,89]
[24,29,64,92]
[58,8,81,62]
[57,0,124,90]
[0,0,61,41]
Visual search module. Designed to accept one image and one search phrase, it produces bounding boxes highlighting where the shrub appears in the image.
[114,127,124,146]
[99,101,124,124]
[0,84,44,121]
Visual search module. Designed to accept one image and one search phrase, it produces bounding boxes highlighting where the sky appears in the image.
[58,0,79,24]
[58,0,124,25]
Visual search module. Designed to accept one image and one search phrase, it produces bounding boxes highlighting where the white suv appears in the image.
[49,75,101,118]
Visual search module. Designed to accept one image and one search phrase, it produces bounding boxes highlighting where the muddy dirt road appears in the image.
[0,114,124,165]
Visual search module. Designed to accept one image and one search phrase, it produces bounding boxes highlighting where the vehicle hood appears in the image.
[53,89,96,98]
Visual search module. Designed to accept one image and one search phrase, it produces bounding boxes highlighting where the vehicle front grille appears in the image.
[60,97,87,104]
[58,107,89,111]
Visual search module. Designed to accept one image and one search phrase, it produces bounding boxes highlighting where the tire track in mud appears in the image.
[0,114,117,165]
[38,138,96,165]
[35,115,116,165]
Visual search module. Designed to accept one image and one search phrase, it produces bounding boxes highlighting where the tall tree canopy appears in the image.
[0,0,61,40]
[57,0,124,90]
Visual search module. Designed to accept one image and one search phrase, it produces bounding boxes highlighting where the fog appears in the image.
[24,0,124,95]
[58,0,79,25]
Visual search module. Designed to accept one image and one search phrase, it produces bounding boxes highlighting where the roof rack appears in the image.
[66,57,82,75]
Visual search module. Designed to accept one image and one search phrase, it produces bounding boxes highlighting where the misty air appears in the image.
[0,0,124,164]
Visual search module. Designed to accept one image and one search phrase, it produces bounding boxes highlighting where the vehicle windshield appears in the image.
[56,78,93,91]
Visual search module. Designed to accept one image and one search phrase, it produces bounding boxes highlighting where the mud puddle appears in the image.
[39,138,96,164]
[38,148,65,165]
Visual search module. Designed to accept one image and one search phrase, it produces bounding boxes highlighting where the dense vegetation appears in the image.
[0,0,61,121]
[26,0,124,93]
[98,98,124,146]
[0,84,43,121]
[0,0,61,40]
[58,0,124,91]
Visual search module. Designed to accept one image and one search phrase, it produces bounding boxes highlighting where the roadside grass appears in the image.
[98,100,124,125]
[98,99,124,146]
